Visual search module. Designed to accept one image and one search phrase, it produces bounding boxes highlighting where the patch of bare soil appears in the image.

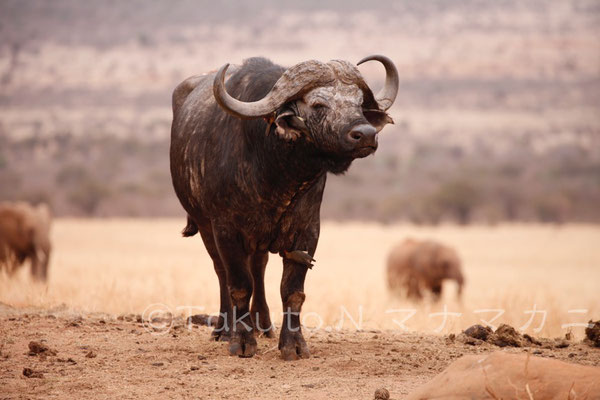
[1,307,598,399]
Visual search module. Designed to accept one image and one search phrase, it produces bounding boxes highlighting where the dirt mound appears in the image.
[463,324,492,341]
[22,367,44,378]
[459,323,571,349]
[406,351,600,399]
[187,313,219,327]
[460,323,524,347]
[585,320,600,347]
[28,341,57,356]
[491,323,523,347]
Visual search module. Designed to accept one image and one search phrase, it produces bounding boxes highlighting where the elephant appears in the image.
[0,201,52,281]
[386,238,464,300]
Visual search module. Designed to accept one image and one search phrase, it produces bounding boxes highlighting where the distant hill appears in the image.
[0,0,598,222]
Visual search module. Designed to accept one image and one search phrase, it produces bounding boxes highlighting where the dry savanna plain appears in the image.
[1,219,599,398]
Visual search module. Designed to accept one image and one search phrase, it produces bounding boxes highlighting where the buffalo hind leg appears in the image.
[198,225,232,342]
[279,258,310,361]
[213,231,256,357]
[250,251,275,338]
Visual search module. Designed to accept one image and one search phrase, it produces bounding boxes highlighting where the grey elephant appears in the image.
[386,238,464,300]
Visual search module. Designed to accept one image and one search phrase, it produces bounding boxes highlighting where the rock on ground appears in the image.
[406,351,600,400]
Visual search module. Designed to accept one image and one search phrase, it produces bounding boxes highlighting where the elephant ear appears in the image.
[363,109,394,133]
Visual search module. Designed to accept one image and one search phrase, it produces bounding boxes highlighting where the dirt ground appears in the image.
[1,305,598,400]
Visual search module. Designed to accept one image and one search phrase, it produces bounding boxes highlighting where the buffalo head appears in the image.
[213,55,398,163]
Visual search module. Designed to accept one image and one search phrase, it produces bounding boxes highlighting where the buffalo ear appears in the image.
[274,110,308,141]
[363,109,394,132]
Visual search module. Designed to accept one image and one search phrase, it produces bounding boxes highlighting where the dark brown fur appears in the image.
[0,202,52,281]
[170,57,395,360]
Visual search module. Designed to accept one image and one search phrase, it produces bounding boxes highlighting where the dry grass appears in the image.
[1,219,598,338]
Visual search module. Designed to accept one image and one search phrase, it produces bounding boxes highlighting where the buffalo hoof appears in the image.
[209,316,231,342]
[229,329,257,358]
[279,331,310,361]
[211,329,231,342]
[257,327,276,339]
[251,309,276,339]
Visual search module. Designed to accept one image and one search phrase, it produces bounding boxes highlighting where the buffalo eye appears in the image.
[311,102,328,110]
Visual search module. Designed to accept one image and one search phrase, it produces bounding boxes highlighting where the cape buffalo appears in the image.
[387,239,465,301]
[170,55,398,360]
[0,201,52,281]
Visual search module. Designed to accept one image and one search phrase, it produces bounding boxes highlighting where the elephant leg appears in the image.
[431,281,442,301]
[29,253,43,281]
[34,244,50,282]
[406,275,423,300]
[40,251,50,281]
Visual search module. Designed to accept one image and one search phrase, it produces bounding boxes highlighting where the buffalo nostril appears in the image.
[347,124,377,145]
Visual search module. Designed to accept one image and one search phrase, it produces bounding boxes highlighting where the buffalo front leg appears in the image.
[250,251,275,338]
[279,257,311,361]
[213,231,257,358]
